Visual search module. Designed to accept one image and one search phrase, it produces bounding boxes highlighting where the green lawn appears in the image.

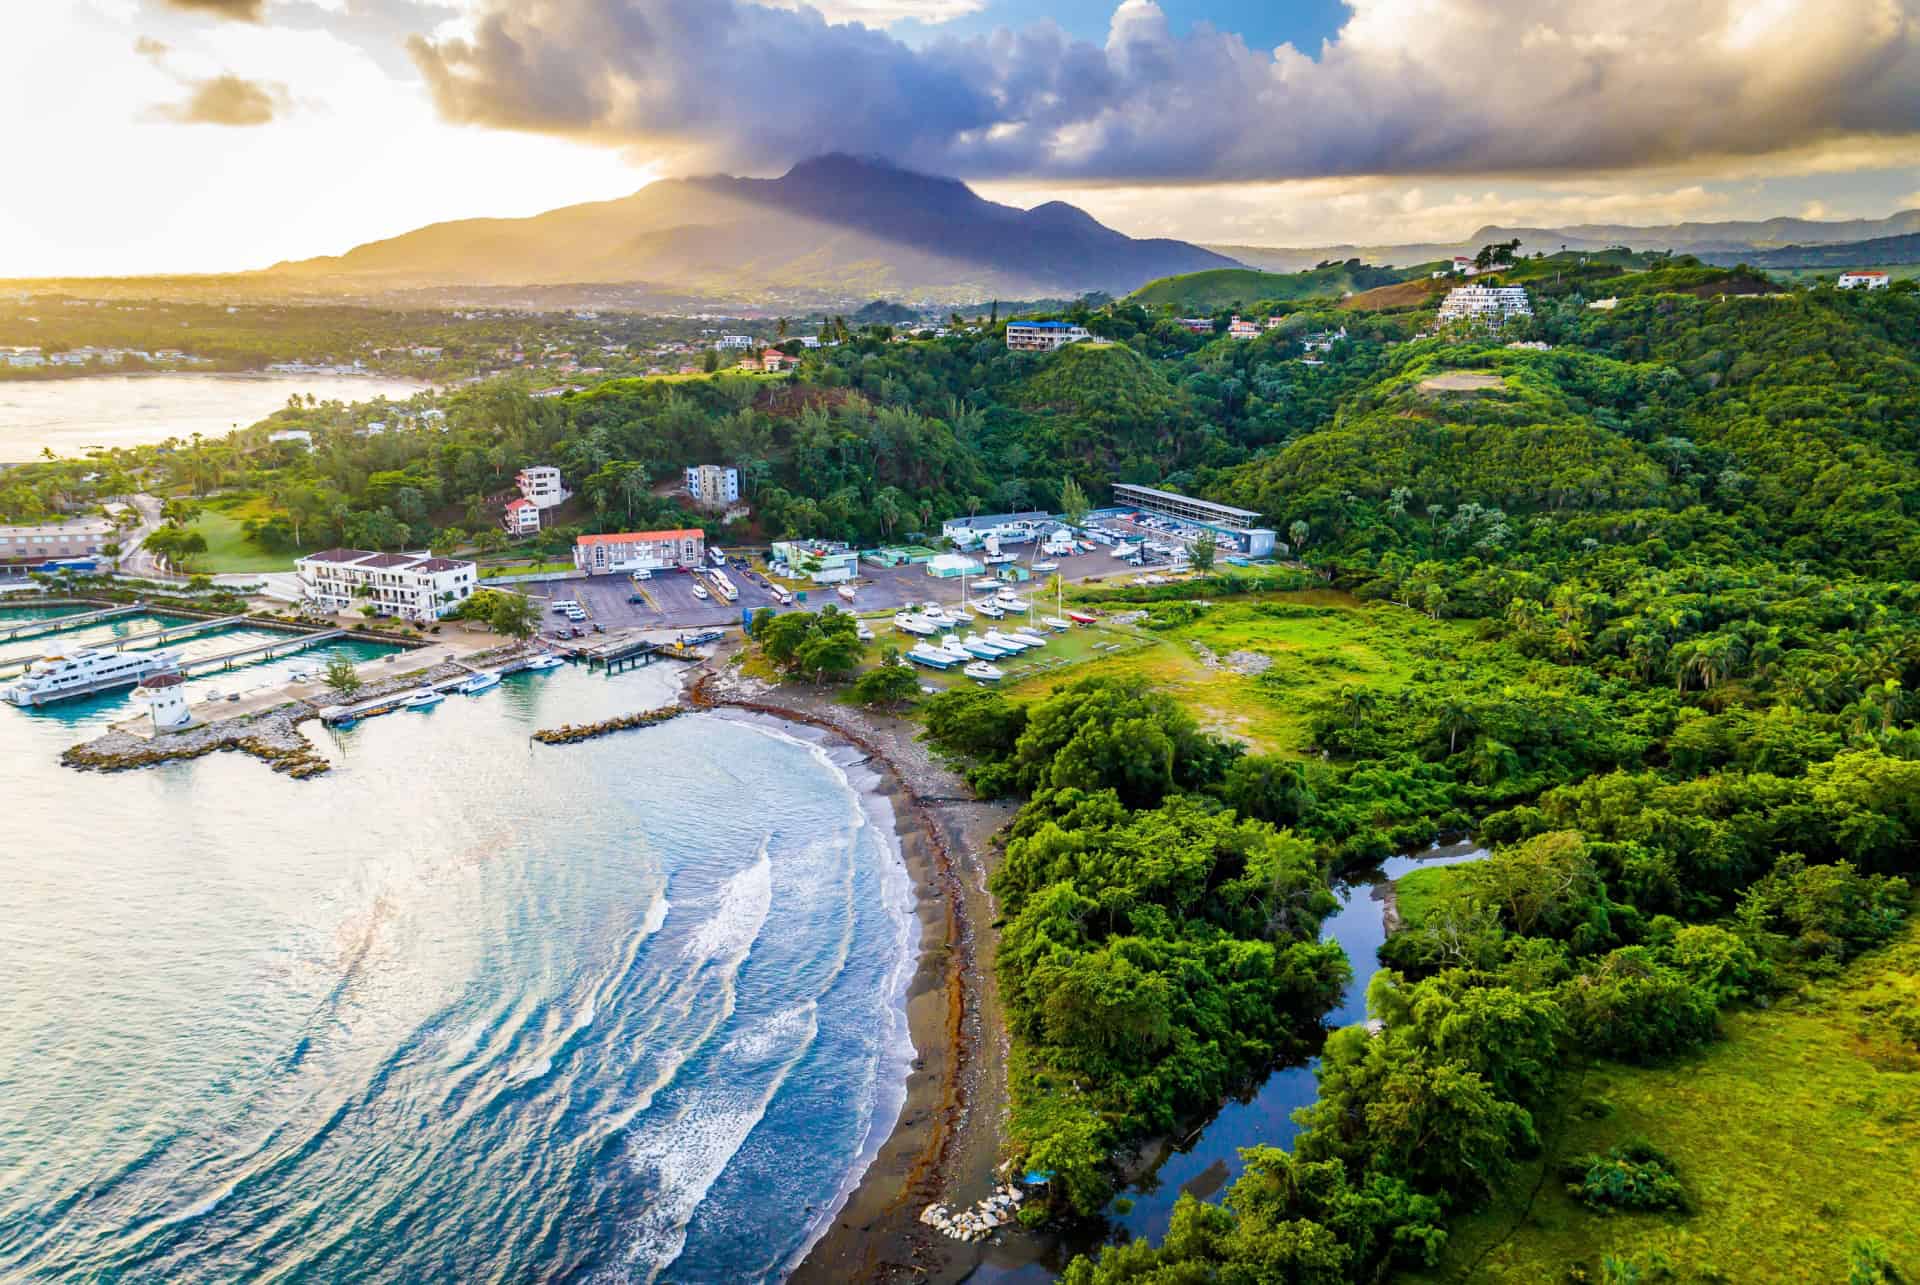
[1001,591,1473,754]
[1411,926,1920,1283]
[1392,863,1468,928]
[184,508,305,574]
[479,560,576,578]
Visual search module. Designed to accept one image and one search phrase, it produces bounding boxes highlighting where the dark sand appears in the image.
[684,657,1018,1284]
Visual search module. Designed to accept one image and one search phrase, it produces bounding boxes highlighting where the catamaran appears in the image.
[2,646,184,707]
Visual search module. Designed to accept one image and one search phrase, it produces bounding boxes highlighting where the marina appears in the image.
[0,602,140,644]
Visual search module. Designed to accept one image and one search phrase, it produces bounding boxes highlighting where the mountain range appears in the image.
[1212,211,1920,274]
[263,154,1237,305]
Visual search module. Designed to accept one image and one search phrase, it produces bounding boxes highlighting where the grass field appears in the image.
[184,505,304,574]
[1391,863,1468,927]
[1001,591,1472,754]
[1411,927,1920,1284]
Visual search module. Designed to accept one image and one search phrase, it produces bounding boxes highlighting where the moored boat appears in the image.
[401,689,444,710]
[1,646,185,707]
[458,671,502,695]
[523,654,566,671]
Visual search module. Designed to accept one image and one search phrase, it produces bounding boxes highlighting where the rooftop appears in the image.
[1007,320,1083,330]
[577,528,704,545]
[1110,482,1262,522]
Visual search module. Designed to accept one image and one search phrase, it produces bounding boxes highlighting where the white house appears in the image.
[942,511,1052,548]
[502,497,541,535]
[296,549,478,622]
[1226,316,1261,340]
[1437,285,1533,325]
[715,334,753,350]
[1450,256,1481,276]
[268,429,312,447]
[1838,270,1892,290]
[516,465,571,510]
[1005,321,1092,352]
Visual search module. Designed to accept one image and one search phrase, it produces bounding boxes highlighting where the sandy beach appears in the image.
[685,656,1019,1284]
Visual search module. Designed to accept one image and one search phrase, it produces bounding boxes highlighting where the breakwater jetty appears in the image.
[531,705,682,745]
[62,706,332,778]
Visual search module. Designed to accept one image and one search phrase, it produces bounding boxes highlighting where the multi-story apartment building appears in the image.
[515,465,571,509]
[683,464,740,509]
[502,497,542,535]
[1437,285,1534,325]
[295,549,478,621]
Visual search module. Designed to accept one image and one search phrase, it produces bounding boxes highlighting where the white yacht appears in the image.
[2,647,184,707]
[964,661,1004,683]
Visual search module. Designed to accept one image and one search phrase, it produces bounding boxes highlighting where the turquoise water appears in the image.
[0,660,914,1282]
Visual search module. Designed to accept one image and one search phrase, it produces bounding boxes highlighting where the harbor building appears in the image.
[941,511,1053,549]
[1,515,118,572]
[139,673,193,731]
[770,540,859,584]
[684,464,741,509]
[295,548,479,622]
[573,529,706,575]
[1104,482,1277,557]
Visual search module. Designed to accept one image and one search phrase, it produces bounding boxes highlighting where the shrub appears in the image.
[1562,1140,1688,1213]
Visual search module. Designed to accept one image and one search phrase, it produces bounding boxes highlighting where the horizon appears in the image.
[7,1,1920,278]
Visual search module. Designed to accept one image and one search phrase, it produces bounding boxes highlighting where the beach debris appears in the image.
[918,1184,1027,1241]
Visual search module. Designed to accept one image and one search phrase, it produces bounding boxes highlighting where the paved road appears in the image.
[118,493,173,580]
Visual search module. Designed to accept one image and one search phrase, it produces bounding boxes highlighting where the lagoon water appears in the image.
[0,373,429,460]
[0,619,914,1283]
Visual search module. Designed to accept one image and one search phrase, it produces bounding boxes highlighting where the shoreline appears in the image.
[685,659,1018,1284]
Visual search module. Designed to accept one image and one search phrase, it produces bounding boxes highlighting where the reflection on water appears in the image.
[971,841,1491,1284]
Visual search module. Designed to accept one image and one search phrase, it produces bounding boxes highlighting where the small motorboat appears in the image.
[971,600,1004,619]
[459,671,501,695]
[964,661,1004,683]
[1042,616,1073,631]
[401,689,444,710]
[523,654,565,671]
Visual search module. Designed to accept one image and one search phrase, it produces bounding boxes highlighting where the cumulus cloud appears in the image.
[159,0,267,19]
[147,74,292,125]
[134,35,172,59]
[406,0,1920,183]
[755,0,987,23]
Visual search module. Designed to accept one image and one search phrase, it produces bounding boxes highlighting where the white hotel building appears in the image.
[515,465,571,509]
[295,549,478,622]
[1437,285,1534,326]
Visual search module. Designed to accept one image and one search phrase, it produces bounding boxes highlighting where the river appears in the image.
[0,617,916,1283]
[0,373,430,460]
[973,841,1491,1282]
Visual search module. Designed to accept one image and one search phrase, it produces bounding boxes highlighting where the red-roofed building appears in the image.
[758,348,799,372]
[503,496,541,535]
[1838,270,1891,290]
[573,528,706,575]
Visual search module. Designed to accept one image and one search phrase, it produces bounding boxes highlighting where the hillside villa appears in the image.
[1838,270,1892,289]
[1004,320,1091,352]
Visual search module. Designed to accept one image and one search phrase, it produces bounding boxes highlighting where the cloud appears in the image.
[158,0,267,19]
[406,0,1920,185]
[134,35,172,59]
[754,0,988,23]
[147,73,292,125]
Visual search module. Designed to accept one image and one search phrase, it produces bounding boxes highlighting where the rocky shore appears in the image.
[61,706,331,778]
[686,658,1019,1285]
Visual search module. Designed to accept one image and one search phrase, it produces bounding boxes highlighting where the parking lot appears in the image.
[518,545,1150,637]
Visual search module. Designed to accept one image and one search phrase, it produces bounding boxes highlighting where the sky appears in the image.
[4,0,1920,277]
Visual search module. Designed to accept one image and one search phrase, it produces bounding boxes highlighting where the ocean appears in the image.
[0,617,915,1283]
[0,373,429,460]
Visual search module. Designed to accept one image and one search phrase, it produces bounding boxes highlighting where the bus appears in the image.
[709,570,739,603]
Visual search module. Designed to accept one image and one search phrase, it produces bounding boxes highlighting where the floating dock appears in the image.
[0,604,141,644]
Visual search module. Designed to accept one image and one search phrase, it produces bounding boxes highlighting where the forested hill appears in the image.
[1127,261,1417,311]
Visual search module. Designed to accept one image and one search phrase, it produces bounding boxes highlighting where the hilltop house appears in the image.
[1838,270,1892,290]
[1226,315,1261,340]
[756,348,800,372]
[1004,321,1091,352]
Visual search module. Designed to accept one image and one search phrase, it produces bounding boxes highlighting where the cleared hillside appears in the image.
[1128,262,1412,311]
